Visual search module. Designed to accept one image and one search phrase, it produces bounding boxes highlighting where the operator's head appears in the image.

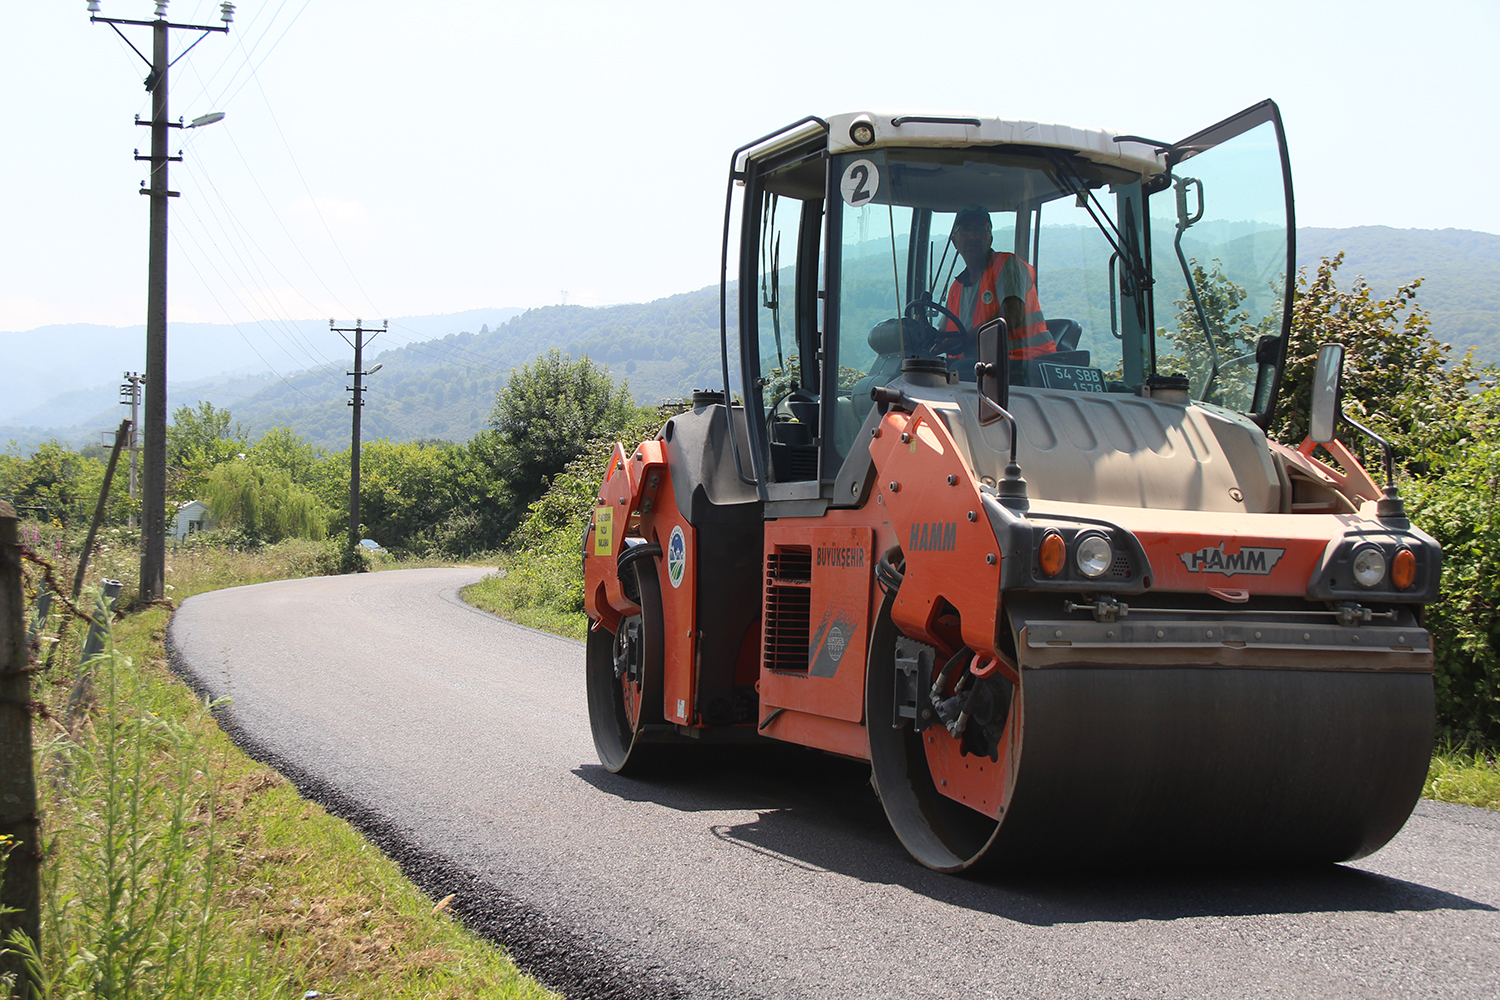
[950,205,993,259]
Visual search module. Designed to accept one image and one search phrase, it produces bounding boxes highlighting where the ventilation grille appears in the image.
[764,546,812,671]
[789,447,819,481]
[1111,553,1133,579]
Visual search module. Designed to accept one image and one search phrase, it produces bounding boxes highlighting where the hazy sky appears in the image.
[4,0,1497,334]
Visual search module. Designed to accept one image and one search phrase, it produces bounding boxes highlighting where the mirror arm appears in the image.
[973,314,1028,511]
[1339,410,1407,525]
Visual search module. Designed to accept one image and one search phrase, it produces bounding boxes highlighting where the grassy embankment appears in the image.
[12,532,556,1000]
[464,513,1500,813]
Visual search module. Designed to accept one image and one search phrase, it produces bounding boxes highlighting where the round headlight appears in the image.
[850,121,876,146]
[1351,545,1387,588]
[1076,534,1113,578]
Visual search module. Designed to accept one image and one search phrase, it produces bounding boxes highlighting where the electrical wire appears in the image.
[168,228,322,400]
[176,157,345,374]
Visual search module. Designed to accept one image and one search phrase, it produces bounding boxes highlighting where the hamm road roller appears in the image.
[583,101,1441,872]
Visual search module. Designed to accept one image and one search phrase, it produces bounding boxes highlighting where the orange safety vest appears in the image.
[945,251,1055,360]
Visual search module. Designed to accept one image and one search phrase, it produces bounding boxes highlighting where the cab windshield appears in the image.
[828,129,1289,426]
[832,146,1148,422]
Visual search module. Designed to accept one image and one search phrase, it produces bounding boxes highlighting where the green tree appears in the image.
[250,426,325,484]
[0,441,98,526]
[203,460,329,544]
[490,350,638,512]
[168,402,248,502]
[1405,434,1500,745]
[1156,258,1276,410]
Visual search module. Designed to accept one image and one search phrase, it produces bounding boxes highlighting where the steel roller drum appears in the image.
[992,666,1435,864]
[867,603,1436,873]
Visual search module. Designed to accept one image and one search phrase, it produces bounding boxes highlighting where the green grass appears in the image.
[11,539,557,1000]
[1424,746,1500,811]
[462,548,587,642]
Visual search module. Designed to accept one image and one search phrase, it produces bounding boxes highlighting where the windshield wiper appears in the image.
[759,191,786,374]
[1044,150,1150,295]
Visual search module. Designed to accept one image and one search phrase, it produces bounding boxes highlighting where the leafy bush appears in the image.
[1406,445,1500,745]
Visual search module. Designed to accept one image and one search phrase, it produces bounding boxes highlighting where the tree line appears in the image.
[0,349,641,559]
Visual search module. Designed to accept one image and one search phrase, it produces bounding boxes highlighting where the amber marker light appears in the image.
[1392,548,1417,590]
[1039,532,1066,577]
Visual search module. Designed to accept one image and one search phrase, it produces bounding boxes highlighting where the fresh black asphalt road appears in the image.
[168,567,1500,999]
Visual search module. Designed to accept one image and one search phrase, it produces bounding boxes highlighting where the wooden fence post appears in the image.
[0,500,41,998]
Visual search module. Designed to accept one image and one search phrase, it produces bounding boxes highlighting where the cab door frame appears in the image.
[733,129,831,502]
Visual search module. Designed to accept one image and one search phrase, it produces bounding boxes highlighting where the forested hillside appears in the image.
[1298,227,1500,359]
[222,285,737,449]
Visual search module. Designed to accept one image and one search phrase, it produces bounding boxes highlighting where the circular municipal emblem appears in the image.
[666,525,687,589]
[982,290,994,305]
[827,626,846,662]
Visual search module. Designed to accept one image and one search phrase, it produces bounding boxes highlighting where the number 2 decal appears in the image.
[840,159,880,207]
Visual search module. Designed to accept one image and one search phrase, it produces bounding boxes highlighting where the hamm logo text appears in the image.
[1178,544,1285,576]
[910,522,957,553]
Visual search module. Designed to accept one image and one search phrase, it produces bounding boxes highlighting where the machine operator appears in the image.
[943,205,1057,361]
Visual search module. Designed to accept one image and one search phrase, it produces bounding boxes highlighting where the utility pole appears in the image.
[332,319,386,550]
[89,0,233,603]
[120,371,143,527]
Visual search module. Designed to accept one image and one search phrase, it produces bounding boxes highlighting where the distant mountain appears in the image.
[3,227,1495,452]
[0,307,523,423]
[1296,227,1500,360]
[217,285,738,449]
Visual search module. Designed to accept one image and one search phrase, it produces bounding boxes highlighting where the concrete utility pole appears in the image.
[120,371,143,527]
[332,319,386,549]
[89,0,232,603]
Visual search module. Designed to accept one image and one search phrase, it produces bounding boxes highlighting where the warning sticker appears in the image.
[593,507,613,557]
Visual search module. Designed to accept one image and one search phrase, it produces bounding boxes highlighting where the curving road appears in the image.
[168,568,1500,999]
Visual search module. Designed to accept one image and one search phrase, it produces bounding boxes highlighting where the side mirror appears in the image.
[975,315,1009,421]
[1309,342,1345,445]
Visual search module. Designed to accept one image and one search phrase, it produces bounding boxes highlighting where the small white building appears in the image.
[174,500,216,539]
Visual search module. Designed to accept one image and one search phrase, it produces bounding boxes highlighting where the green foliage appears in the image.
[248,425,325,484]
[1156,258,1278,409]
[1273,253,1495,470]
[490,349,639,514]
[475,403,684,638]
[1404,436,1500,745]
[168,402,248,504]
[203,461,329,545]
[0,441,100,526]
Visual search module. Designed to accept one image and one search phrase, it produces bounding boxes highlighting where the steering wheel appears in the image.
[904,296,969,357]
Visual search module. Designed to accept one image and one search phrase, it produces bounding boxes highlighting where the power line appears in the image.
[168,212,343,387]
[169,229,324,401]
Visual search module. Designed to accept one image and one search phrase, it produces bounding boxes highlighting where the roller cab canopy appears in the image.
[723,102,1295,501]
